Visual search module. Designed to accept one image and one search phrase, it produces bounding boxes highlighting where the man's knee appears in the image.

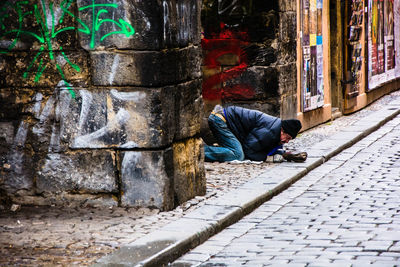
[232,149,245,161]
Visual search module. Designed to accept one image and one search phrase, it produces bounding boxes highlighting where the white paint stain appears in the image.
[50,87,73,152]
[32,95,56,137]
[14,121,28,147]
[0,40,14,48]
[133,6,150,31]
[109,55,120,85]
[121,151,142,179]
[4,122,32,190]
[58,88,72,120]
[120,141,139,149]
[177,2,189,42]
[46,1,63,30]
[55,88,72,121]
[72,108,130,148]
[110,89,146,102]
[33,93,43,119]
[49,123,60,152]
[56,55,67,67]
[163,0,169,43]
[77,90,93,136]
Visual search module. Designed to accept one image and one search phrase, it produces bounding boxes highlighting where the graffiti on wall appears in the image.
[0,0,136,97]
[201,0,256,102]
[0,83,152,192]
[202,23,255,101]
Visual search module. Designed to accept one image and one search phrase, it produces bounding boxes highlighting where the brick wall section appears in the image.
[0,0,205,210]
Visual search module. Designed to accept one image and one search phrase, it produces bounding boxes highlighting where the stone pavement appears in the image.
[172,110,400,266]
[1,91,400,266]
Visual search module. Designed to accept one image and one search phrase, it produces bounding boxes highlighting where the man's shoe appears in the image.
[283,152,308,162]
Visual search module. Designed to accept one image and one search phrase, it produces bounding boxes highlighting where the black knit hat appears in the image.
[281,119,302,139]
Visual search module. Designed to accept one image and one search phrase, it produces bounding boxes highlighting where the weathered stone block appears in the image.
[0,88,76,153]
[1,86,177,151]
[0,89,37,120]
[187,45,202,80]
[77,0,161,50]
[162,0,202,47]
[172,138,205,204]
[0,51,89,88]
[278,11,297,66]
[223,66,279,101]
[0,147,35,194]
[120,150,174,210]
[62,87,176,149]
[0,120,34,193]
[90,47,199,87]
[278,0,296,12]
[36,151,118,194]
[278,63,297,95]
[244,44,277,67]
[279,12,297,43]
[175,79,203,140]
[278,40,297,65]
[0,122,14,147]
[77,0,201,50]
[280,93,297,119]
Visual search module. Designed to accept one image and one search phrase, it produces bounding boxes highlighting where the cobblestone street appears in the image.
[1,92,400,266]
[172,115,400,266]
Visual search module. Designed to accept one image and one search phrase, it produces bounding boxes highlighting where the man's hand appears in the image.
[265,154,284,163]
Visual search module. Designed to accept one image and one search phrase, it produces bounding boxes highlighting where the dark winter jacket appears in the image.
[224,106,281,161]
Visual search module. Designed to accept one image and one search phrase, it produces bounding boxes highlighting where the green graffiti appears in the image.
[78,0,135,49]
[0,0,136,98]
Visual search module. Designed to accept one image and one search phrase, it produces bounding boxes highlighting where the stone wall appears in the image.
[201,0,297,133]
[0,0,205,210]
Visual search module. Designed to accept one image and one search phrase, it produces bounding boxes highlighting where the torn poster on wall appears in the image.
[368,0,400,90]
[301,0,324,112]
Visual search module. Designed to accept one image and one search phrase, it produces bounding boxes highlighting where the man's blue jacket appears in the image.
[224,106,281,161]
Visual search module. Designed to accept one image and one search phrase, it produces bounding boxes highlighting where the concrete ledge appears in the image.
[93,102,400,267]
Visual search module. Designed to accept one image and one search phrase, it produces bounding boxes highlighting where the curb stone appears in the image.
[93,102,400,267]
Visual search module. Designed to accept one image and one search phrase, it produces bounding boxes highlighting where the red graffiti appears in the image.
[202,23,255,101]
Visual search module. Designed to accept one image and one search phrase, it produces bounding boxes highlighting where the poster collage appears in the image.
[348,0,364,97]
[302,0,400,112]
[301,0,324,112]
[368,0,400,90]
